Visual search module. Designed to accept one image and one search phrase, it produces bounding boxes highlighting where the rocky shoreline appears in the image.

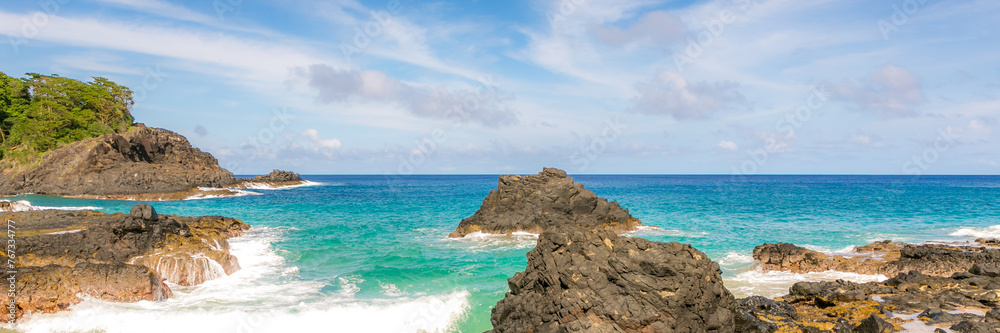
[2,204,249,320]
[476,168,1000,332]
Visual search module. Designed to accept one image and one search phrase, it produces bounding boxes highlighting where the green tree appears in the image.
[0,71,135,165]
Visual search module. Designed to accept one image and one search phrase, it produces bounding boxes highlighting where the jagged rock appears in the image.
[970,264,1000,277]
[488,227,734,332]
[734,296,798,333]
[129,203,158,221]
[1,204,249,320]
[853,314,894,333]
[8,263,171,319]
[450,168,643,237]
[950,320,998,333]
[753,241,1000,278]
[0,124,238,196]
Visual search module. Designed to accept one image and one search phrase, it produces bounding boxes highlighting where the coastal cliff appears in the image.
[2,204,249,320]
[450,168,643,237]
[0,124,237,197]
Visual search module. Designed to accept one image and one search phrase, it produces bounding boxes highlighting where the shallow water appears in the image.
[7,175,1000,332]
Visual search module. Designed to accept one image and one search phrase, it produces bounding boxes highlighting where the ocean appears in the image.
[9,175,1000,332]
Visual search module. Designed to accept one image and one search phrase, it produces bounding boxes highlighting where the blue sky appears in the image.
[1,0,998,175]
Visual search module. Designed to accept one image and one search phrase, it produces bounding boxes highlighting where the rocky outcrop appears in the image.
[12,263,172,319]
[488,227,735,332]
[1,204,249,320]
[753,240,1000,277]
[0,125,307,200]
[0,124,237,197]
[450,168,643,237]
[248,169,302,183]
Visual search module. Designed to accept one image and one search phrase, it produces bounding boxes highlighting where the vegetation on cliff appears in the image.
[0,71,135,166]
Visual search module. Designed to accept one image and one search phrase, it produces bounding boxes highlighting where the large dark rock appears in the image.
[488,227,734,332]
[450,168,643,237]
[0,124,238,196]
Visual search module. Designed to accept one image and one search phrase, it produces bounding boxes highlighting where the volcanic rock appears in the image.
[1,204,250,320]
[488,227,734,332]
[249,169,302,183]
[753,241,1000,278]
[0,124,238,196]
[450,168,643,237]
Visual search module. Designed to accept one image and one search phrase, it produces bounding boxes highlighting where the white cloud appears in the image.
[717,140,738,151]
[588,10,686,49]
[296,65,517,127]
[829,64,926,117]
[301,129,343,151]
[631,71,745,119]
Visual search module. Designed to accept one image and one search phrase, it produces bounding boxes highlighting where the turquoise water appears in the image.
[9,175,1000,332]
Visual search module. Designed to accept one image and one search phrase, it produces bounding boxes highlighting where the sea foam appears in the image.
[950,225,1000,239]
[725,267,888,298]
[12,226,471,333]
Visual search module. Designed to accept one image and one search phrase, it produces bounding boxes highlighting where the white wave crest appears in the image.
[240,180,325,190]
[0,199,100,212]
[12,226,470,333]
[725,268,888,298]
[184,188,263,200]
[950,225,1000,239]
[716,251,755,267]
[447,231,539,250]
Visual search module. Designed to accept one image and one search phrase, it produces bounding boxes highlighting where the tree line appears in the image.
[0,71,135,167]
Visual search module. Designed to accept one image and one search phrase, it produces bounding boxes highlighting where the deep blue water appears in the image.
[8,175,1000,332]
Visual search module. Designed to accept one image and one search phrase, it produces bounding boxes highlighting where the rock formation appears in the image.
[0,124,308,200]
[0,124,237,197]
[450,168,643,237]
[1,204,249,320]
[754,240,1000,277]
[247,169,303,183]
[488,227,735,332]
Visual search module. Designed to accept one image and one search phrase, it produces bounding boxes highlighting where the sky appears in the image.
[0,0,998,175]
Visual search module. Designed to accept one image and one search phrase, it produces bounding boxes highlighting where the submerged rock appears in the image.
[488,227,735,332]
[450,168,643,237]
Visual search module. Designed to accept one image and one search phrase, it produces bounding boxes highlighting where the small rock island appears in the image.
[450,168,644,237]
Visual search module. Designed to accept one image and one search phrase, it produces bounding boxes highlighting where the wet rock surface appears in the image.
[450,168,643,237]
[1,204,249,320]
[753,240,1000,278]
[488,227,735,333]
